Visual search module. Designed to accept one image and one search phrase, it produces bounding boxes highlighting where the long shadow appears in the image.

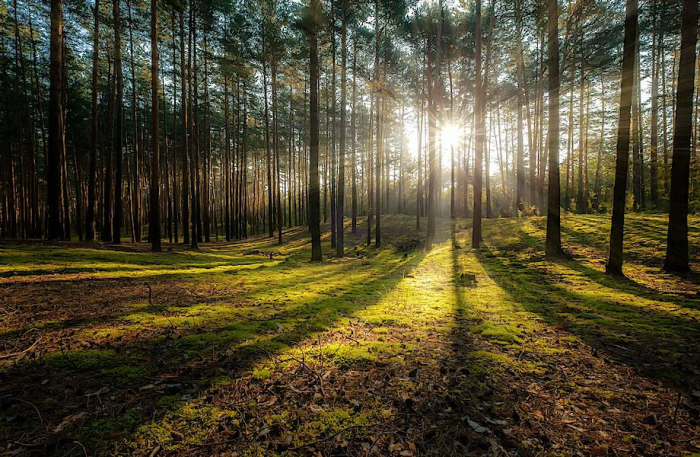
[0,244,400,356]
[0,245,428,455]
[494,218,700,308]
[1,237,369,346]
[475,237,700,391]
[399,223,523,453]
[559,217,700,275]
[562,254,700,308]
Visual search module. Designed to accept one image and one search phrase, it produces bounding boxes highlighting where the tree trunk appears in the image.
[86,0,99,241]
[308,0,322,261]
[351,40,358,233]
[273,62,282,245]
[664,0,697,272]
[150,0,161,252]
[47,0,63,241]
[576,43,586,214]
[472,0,483,249]
[545,0,562,258]
[262,33,273,239]
[374,0,382,247]
[337,3,347,257]
[606,0,637,276]
[180,9,190,245]
[112,0,124,244]
[650,8,660,207]
[127,0,141,242]
[594,74,605,209]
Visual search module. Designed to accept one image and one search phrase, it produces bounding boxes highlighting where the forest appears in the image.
[0,0,699,454]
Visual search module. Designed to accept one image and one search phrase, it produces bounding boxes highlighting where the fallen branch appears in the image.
[0,337,43,361]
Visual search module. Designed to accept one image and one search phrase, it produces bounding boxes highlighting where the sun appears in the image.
[440,122,462,151]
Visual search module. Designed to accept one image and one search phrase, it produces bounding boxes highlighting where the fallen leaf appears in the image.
[54,412,87,433]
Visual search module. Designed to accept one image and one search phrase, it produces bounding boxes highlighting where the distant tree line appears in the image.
[0,0,696,271]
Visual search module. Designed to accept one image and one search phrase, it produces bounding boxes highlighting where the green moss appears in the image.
[471,322,523,344]
[131,404,238,452]
[252,368,271,380]
[467,350,512,365]
[78,410,143,448]
[297,407,373,445]
[318,342,411,368]
[100,366,147,384]
[45,349,120,370]
[156,395,184,412]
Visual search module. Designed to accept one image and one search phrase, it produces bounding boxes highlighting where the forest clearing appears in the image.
[3,0,700,454]
[1,215,699,455]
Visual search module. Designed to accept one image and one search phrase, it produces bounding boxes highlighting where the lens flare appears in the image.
[440,122,462,150]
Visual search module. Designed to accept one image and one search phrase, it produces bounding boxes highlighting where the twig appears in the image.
[288,423,377,451]
[73,440,88,457]
[8,397,43,425]
[0,337,43,361]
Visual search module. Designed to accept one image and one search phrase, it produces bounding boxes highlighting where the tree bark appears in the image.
[545,0,562,258]
[308,0,322,261]
[664,0,697,272]
[471,0,483,249]
[86,0,99,241]
[112,0,124,244]
[47,0,63,241]
[606,0,637,276]
[150,0,161,252]
[337,2,347,256]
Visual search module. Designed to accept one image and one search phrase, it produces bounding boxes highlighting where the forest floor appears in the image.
[1,214,700,456]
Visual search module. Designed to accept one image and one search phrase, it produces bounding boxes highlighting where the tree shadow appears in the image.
[494,218,699,308]
[475,237,700,391]
[0,242,428,455]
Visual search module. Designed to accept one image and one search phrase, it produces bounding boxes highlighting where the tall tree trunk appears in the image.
[661,32,670,195]
[594,74,605,208]
[112,0,124,244]
[331,34,337,248]
[171,11,178,244]
[103,40,115,242]
[201,34,209,243]
[631,23,643,211]
[545,0,562,258]
[180,9,189,245]
[308,0,322,261]
[351,40,358,233]
[337,2,347,257]
[149,0,161,252]
[224,74,230,241]
[471,0,483,249]
[576,36,586,214]
[262,33,273,238]
[650,7,660,208]
[374,0,382,247]
[273,62,282,244]
[514,0,527,213]
[190,3,201,246]
[127,0,141,242]
[86,0,99,241]
[449,62,455,219]
[664,0,697,273]
[416,57,424,230]
[606,0,637,276]
[47,0,63,240]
